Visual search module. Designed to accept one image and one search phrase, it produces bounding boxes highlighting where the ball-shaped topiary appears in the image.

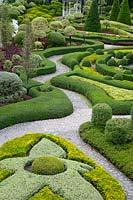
[3,60,12,70]
[115,52,124,59]
[30,54,43,68]
[12,54,22,63]
[87,48,95,54]
[126,52,133,64]
[105,118,131,144]
[31,156,65,175]
[71,59,79,68]
[117,58,128,66]
[48,31,65,47]
[107,50,115,56]
[107,58,117,66]
[113,73,123,80]
[91,103,112,127]
[14,31,25,46]
[95,49,104,55]
[82,60,91,67]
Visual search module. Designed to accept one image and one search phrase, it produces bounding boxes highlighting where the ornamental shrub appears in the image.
[48,31,65,47]
[0,72,26,103]
[91,103,112,127]
[126,52,133,64]
[117,58,128,66]
[113,73,123,80]
[110,0,120,21]
[12,54,22,63]
[87,48,95,54]
[105,118,131,144]
[14,31,25,46]
[31,156,65,175]
[3,60,12,70]
[39,84,53,92]
[107,58,117,66]
[117,0,131,25]
[96,49,104,55]
[34,41,43,49]
[71,59,79,68]
[115,52,124,59]
[30,54,43,68]
[82,60,91,67]
[107,50,115,56]
[104,76,113,80]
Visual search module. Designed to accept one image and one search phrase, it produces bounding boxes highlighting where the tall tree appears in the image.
[84,0,101,32]
[110,0,120,21]
[117,0,131,25]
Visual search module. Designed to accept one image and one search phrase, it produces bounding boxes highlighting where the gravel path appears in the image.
[0,55,132,199]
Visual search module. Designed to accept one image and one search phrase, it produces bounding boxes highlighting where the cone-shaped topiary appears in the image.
[31,156,65,175]
[117,0,131,25]
[110,0,120,21]
[91,103,112,127]
[84,0,101,32]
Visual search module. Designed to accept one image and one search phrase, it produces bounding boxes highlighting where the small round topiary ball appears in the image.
[31,156,65,175]
[91,103,112,127]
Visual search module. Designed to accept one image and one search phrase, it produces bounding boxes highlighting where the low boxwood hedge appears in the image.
[79,121,133,180]
[0,86,73,129]
[0,133,125,200]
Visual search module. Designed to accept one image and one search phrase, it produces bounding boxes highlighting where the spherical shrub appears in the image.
[123,70,132,74]
[31,156,65,175]
[126,52,133,64]
[113,73,123,80]
[104,76,112,80]
[48,31,65,47]
[82,60,91,67]
[107,50,115,56]
[39,84,53,92]
[105,118,131,144]
[117,58,128,66]
[14,31,25,46]
[30,54,43,68]
[107,58,117,66]
[87,48,95,54]
[12,54,22,63]
[71,59,79,68]
[96,49,104,55]
[34,41,43,49]
[3,60,12,70]
[115,52,124,59]
[91,103,112,127]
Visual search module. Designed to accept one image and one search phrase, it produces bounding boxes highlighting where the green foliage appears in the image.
[79,121,133,180]
[113,73,123,80]
[82,60,91,67]
[91,103,112,127]
[117,0,131,25]
[107,58,117,66]
[84,0,101,32]
[126,52,133,64]
[118,58,128,66]
[3,59,12,70]
[50,21,63,31]
[48,32,65,47]
[12,54,22,63]
[34,41,43,49]
[39,84,53,92]
[105,118,132,144]
[30,54,43,68]
[14,31,25,46]
[28,186,64,200]
[31,156,65,175]
[0,72,26,103]
[110,0,120,21]
[96,49,104,55]
[115,51,124,59]
[0,169,13,182]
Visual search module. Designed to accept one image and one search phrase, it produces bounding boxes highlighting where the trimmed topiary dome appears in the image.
[31,156,65,175]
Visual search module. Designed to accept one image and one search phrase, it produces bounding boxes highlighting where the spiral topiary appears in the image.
[105,118,131,144]
[91,103,112,127]
[31,156,65,175]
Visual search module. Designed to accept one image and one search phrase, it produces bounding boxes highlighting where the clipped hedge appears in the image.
[0,86,73,129]
[0,133,125,200]
[79,121,133,180]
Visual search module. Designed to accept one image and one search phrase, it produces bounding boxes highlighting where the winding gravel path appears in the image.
[0,54,132,199]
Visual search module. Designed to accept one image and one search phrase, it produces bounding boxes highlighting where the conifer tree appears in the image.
[117,0,131,25]
[110,0,120,21]
[84,0,101,32]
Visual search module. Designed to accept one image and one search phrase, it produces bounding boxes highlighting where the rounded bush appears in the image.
[117,58,128,66]
[104,76,113,80]
[126,52,133,64]
[12,54,22,63]
[39,84,53,92]
[91,103,112,127]
[87,48,95,54]
[123,70,132,74]
[107,58,117,66]
[82,60,91,67]
[71,59,79,68]
[34,41,43,49]
[14,31,25,46]
[105,118,131,144]
[31,156,65,175]
[3,60,12,70]
[107,50,115,56]
[48,31,65,47]
[113,73,123,80]
[30,54,43,68]
[115,52,124,59]
[96,49,104,55]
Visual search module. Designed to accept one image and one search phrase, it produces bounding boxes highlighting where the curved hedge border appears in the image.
[51,74,133,114]
[0,133,125,200]
[79,121,133,180]
[0,86,73,129]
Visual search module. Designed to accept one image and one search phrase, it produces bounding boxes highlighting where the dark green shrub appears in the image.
[115,51,124,59]
[87,48,95,54]
[107,50,115,56]
[123,70,132,74]
[105,118,131,144]
[107,58,117,66]
[126,52,133,64]
[110,0,120,21]
[48,31,65,47]
[30,54,43,68]
[0,72,26,103]
[82,60,91,67]
[91,103,112,127]
[118,58,128,66]
[113,73,123,80]
[3,60,12,70]
[104,76,113,80]
[117,0,131,25]
[12,54,22,63]
[96,49,104,55]
[14,31,25,46]
[31,156,65,175]
[71,59,79,68]
[39,84,53,92]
